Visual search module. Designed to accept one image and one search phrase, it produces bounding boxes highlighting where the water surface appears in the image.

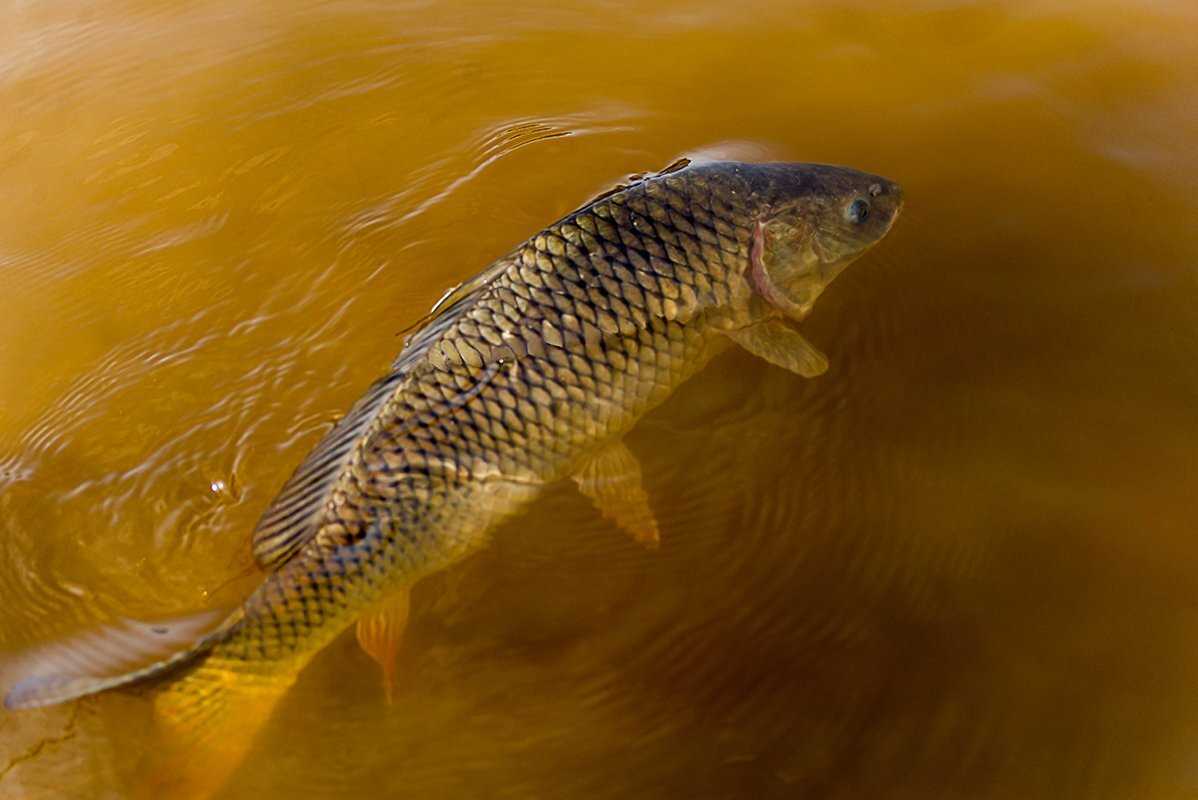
[2,0,1198,797]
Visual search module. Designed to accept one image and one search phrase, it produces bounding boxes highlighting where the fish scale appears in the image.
[3,159,902,800]
[191,164,759,674]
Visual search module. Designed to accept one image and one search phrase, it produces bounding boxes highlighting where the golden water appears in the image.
[2,0,1197,797]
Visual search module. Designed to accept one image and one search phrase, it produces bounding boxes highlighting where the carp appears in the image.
[4,158,901,797]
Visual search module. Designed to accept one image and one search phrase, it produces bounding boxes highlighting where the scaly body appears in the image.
[4,159,901,797]
[222,161,759,672]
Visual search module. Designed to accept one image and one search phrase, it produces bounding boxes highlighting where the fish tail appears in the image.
[134,653,300,800]
[2,608,232,711]
[1,607,299,799]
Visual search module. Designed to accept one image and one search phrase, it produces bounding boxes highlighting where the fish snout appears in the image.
[865,176,903,232]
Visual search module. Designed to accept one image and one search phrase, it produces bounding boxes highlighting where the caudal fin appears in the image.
[135,654,300,800]
[2,609,304,799]
[3,608,231,710]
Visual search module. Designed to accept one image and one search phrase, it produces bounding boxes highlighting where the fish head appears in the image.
[744,163,902,319]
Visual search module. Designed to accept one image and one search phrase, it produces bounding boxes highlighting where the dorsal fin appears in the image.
[657,156,692,176]
[393,257,514,356]
[250,372,402,570]
[582,157,693,206]
[252,268,499,572]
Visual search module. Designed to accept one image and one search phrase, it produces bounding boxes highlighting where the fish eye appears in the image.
[845,198,870,224]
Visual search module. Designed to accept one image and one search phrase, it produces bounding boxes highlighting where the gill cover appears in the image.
[751,215,827,320]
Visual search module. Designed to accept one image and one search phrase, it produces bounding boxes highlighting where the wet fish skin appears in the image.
[222,161,901,674]
[3,159,901,798]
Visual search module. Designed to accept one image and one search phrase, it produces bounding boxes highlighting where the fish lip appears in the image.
[878,195,904,239]
[881,182,905,228]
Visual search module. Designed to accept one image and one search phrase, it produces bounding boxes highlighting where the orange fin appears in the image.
[355,589,410,704]
[2,609,229,710]
[138,657,299,800]
[573,440,660,549]
[724,319,829,378]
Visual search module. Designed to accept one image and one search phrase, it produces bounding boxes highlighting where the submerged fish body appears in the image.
[3,159,901,795]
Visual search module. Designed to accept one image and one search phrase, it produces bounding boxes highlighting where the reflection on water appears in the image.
[2,0,1198,797]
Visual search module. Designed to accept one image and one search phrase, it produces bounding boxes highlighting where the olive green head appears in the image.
[692,161,903,319]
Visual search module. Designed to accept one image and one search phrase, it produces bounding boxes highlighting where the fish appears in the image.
[2,158,901,797]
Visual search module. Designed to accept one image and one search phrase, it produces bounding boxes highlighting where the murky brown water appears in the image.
[2,0,1198,797]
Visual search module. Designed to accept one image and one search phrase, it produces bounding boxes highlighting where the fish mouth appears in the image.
[875,180,905,234]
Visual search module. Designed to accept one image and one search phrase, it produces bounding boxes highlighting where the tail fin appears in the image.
[3,608,232,710]
[2,610,303,800]
[134,654,300,800]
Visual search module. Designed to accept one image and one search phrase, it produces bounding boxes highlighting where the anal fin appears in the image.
[573,440,660,549]
[723,319,829,378]
[355,589,410,704]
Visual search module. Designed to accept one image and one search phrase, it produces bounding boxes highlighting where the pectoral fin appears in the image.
[355,589,411,704]
[573,441,660,549]
[724,319,829,378]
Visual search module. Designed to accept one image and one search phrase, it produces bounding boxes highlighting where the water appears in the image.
[2,0,1197,796]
